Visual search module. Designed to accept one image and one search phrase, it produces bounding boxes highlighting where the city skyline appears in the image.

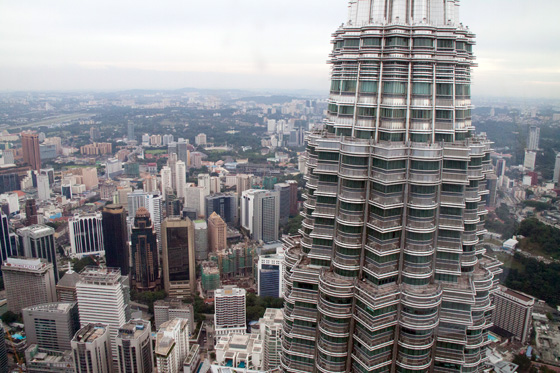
[0,0,558,98]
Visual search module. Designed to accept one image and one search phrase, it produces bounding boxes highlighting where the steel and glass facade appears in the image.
[281,1,502,372]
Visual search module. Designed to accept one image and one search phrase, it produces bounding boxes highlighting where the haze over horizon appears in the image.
[1,0,558,99]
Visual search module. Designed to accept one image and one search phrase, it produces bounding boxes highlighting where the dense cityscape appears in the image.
[1,1,560,373]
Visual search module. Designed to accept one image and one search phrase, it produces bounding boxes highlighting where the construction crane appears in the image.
[5,330,24,372]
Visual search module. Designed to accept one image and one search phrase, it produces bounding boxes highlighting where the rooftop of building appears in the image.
[2,257,50,272]
[73,324,108,343]
[23,302,76,314]
[155,335,175,356]
[159,318,187,333]
[16,224,54,236]
[154,298,193,310]
[26,345,73,365]
[215,286,246,297]
[499,286,534,303]
[78,266,122,285]
[57,270,81,289]
[118,319,150,340]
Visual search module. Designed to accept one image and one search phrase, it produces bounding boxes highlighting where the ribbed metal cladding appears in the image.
[281,1,502,372]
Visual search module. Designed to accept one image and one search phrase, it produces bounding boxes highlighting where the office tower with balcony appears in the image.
[71,323,113,373]
[2,257,57,313]
[214,286,246,337]
[68,213,104,257]
[23,302,80,351]
[161,217,196,298]
[22,132,41,171]
[130,207,160,292]
[116,319,154,373]
[102,204,130,275]
[280,1,503,372]
[76,267,130,366]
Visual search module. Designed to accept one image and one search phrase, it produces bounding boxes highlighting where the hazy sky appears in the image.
[0,0,558,98]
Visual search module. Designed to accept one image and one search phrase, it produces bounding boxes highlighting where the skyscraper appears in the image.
[22,132,41,171]
[37,174,50,201]
[176,161,186,200]
[214,286,246,337]
[71,323,113,373]
[0,322,8,373]
[274,183,291,224]
[17,224,58,280]
[527,125,540,151]
[146,193,163,251]
[0,213,17,264]
[553,153,560,184]
[207,212,227,251]
[2,257,57,313]
[76,267,130,366]
[130,207,160,292]
[102,204,130,275]
[241,189,280,243]
[161,217,196,298]
[194,219,208,261]
[25,198,38,226]
[22,302,80,351]
[280,2,503,372]
[205,193,237,224]
[68,213,104,257]
[115,319,154,373]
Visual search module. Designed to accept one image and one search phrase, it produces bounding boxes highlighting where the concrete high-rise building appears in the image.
[236,174,253,196]
[280,2,503,372]
[553,153,560,184]
[195,133,207,146]
[76,267,130,365]
[127,123,135,141]
[257,254,284,298]
[37,174,50,201]
[115,319,154,373]
[197,174,211,196]
[175,161,186,200]
[130,207,160,292]
[207,212,227,251]
[68,213,104,257]
[273,183,291,225]
[241,189,279,243]
[127,189,146,217]
[214,286,246,337]
[72,323,113,373]
[102,205,130,276]
[259,308,283,371]
[155,318,189,373]
[492,286,534,343]
[25,198,38,226]
[2,257,56,313]
[524,149,537,170]
[0,213,17,264]
[205,194,237,225]
[23,302,80,351]
[161,217,196,299]
[193,220,208,261]
[286,180,299,217]
[146,193,163,251]
[25,344,75,373]
[184,185,206,218]
[527,125,540,151]
[17,224,58,280]
[22,132,41,171]
[161,166,173,199]
[153,299,195,333]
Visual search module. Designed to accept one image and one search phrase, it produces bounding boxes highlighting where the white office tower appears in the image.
[553,153,560,184]
[524,149,537,171]
[37,174,50,201]
[259,308,283,371]
[241,189,280,243]
[214,286,246,337]
[184,185,206,218]
[2,257,56,313]
[155,318,189,373]
[76,267,130,367]
[210,176,221,194]
[116,319,154,373]
[527,125,540,151]
[127,189,146,216]
[23,302,80,351]
[236,174,253,196]
[146,193,163,251]
[280,1,503,372]
[197,174,212,196]
[72,323,113,373]
[175,161,186,200]
[68,213,104,257]
[161,166,173,200]
[195,133,207,146]
[267,119,277,133]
